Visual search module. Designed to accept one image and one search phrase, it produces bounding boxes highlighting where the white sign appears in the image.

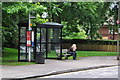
[32,31,34,42]
[42,12,48,18]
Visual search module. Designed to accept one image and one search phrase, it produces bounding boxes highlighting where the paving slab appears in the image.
[2,56,118,79]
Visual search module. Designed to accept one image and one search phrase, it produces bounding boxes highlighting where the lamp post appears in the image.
[27,12,36,62]
[27,12,47,62]
[117,1,120,60]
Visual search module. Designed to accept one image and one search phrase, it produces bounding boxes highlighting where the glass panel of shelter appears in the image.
[47,44,61,58]
[41,28,46,43]
[40,28,46,58]
[52,28,61,43]
[35,27,62,59]
[46,28,61,58]
[20,44,27,60]
[36,28,40,53]
[20,27,26,43]
[36,28,46,58]
[46,28,61,43]
[19,27,27,61]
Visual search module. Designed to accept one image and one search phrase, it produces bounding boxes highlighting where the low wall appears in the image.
[62,39,118,52]
[62,43,117,52]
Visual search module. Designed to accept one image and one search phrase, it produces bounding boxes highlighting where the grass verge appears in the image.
[2,48,117,66]
[2,48,35,66]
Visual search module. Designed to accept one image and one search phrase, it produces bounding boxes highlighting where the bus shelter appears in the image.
[18,22,63,62]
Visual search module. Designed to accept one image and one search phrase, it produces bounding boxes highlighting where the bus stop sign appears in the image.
[27,31,31,47]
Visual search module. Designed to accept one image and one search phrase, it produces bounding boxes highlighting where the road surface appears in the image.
[41,66,119,78]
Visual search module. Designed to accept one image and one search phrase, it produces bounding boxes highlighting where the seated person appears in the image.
[66,44,77,60]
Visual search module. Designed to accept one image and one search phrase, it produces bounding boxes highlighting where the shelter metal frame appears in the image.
[18,22,63,62]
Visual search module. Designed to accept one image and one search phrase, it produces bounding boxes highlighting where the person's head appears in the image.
[72,44,76,47]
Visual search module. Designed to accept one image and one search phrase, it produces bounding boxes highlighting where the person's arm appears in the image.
[68,47,73,52]
[73,46,77,51]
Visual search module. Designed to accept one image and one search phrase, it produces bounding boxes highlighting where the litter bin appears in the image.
[35,52,45,64]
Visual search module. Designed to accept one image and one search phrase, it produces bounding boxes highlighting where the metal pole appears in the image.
[28,13,31,62]
[117,1,120,60]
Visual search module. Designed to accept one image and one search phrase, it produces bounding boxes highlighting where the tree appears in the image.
[2,2,113,48]
[46,2,112,40]
[2,2,46,47]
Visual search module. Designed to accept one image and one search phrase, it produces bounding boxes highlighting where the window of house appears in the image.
[103,37,108,40]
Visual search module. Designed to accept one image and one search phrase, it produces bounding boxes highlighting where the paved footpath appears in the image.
[1,56,118,79]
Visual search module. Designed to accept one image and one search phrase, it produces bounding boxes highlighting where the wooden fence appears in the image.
[62,43,117,52]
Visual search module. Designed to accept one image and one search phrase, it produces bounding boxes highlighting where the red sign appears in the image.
[26,31,31,46]
[117,20,120,24]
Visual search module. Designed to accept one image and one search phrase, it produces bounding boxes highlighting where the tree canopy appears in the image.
[41,2,112,39]
[2,2,114,47]
[2,2,46,47]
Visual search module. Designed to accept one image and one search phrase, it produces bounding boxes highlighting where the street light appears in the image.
[27,11,48,62]
[117,1,120,60]
[28,12,36,62]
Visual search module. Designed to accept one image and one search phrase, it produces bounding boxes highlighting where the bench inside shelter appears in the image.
[55,49,72,59]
